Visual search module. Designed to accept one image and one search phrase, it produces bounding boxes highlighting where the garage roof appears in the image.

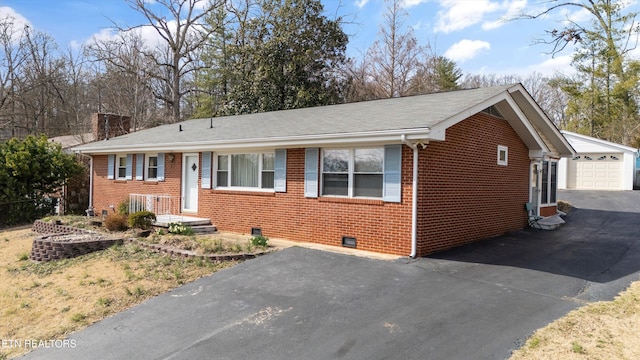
[561,131,638,155]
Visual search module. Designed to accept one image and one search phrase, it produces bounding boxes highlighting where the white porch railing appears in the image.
[129,194,182,216]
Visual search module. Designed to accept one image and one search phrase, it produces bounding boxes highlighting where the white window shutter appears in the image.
[201,152,212,189]
[304,148,319,198]
[107,154,115,180]
[157,153,165,181]
[274,149,287,192]
[383,145,402,202]
[136,154,144,180]
[125,154,133,180]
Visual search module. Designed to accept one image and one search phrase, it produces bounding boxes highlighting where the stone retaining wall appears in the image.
[31,220,122,262]
[32,220,87,235]
[30,235,123,262]
[30,220,270,262]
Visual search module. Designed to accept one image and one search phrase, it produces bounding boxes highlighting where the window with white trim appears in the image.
[116,155,127,179]
[321,148,384,198]
[541,160,558,205]
[146,154,158,180]
[215,152,275,189]
[497,145,508,166]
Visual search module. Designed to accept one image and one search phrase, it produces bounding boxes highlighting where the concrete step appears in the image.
[191,225,218,234]
[536,214,566,230]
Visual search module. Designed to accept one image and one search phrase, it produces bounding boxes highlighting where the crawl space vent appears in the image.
[342,236,356,248]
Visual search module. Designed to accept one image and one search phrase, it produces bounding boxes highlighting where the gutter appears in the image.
[72,128,432,154]
[401,134,427,258]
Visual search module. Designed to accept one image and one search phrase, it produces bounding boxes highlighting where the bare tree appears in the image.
[114,0,223,123]
[519,0,640,144]
[365,0,423,98]
[18,27,68,135]
[460,72,569,127]
[87,31,161,130]
[0,17,28,139]
[57,45,94,138]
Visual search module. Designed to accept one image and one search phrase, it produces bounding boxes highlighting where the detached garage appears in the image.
[558,131,638,190]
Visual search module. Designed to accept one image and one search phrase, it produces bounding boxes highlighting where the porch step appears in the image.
[191,225,218,234]
[536,214,566,230]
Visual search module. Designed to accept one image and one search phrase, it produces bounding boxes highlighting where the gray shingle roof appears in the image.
[72,85,539,153]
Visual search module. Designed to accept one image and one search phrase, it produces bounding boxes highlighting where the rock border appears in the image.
[31,220,272,262]
[127,239,271,263]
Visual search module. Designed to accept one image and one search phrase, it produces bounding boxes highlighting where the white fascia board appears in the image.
[431,92,509,133]
[508,85,575,158]
[529,149,545,159]
[430,90,552,157]
[561,130,638,154]
[501,95,550,154]
[74,128,432,154]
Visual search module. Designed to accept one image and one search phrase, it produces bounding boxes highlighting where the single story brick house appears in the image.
[73,84,574,257]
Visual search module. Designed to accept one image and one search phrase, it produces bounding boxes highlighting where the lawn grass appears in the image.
[0,226,237,359]
[510,281,640,359]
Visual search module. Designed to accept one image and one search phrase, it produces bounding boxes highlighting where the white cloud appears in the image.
[434,0,501,33]
[560,6,591,25]
[355,0,369,9]
[402,0,428,6]
[444,39,491,62]
[0,6,30,26]
[482,0,527,30]
[88,20,179,50]
[529,54,573,75]
[0,6,32,42]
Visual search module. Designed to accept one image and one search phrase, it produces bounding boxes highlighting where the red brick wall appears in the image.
[199,148,414,255]
[416,113,530,255]
[91,149,414,255]
[90,112,532,257]
[539,206,556,217]
[92,154,182,214]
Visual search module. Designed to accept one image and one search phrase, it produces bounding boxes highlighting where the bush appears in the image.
[251,235,269,248]
[104,213,129,232]
[128,211,156,229]
[117,199,130,215]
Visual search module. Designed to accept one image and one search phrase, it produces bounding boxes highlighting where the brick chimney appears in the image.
[92,113,131,141]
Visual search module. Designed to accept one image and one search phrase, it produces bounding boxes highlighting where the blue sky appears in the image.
[1,0,638,78]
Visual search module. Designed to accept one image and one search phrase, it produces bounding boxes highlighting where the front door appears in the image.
[182,154,199,212]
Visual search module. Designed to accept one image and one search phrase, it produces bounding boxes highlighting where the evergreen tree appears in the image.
[193,0,348,116]
[523,0,640,145]
[0,135,83,225]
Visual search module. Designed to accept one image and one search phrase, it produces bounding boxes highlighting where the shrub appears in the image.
[251,235,269,248]
[128,211,156,229]
[168,223,194,236]
[117,199,130,215]
[104,213,129,232]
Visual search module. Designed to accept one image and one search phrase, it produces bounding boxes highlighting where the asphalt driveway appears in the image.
[21,190,640,360]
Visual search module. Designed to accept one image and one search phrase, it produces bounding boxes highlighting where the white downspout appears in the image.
[88,155,94,210]
[401,134,419,258]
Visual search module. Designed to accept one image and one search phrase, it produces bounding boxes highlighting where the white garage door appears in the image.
[567,153,623,190]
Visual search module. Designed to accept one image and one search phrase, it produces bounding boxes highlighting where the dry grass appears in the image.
[0,226,239,359]
[510,281,640,359]
[3,220,639,360]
